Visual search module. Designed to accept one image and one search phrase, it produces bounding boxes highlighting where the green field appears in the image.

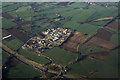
[18,49,50,64]
[76,23,99,35]
[2,50,42,78]
[110,33,119,44]
[2,19,16,29]
[68,48,118,78]
[2,50,10,65]
[2,2,119,78]
[63,22,100,35]
[44,47,77,65]
[78,44,107,55]
[7,62,41,78]
[89,20,110,26]
[87,5,118,21]
[3,37,24,51]
[2,2,14,7]
[8,6,35,21]
[2,3,21,13]
[0,50,2,67]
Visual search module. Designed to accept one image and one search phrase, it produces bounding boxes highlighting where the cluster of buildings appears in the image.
[22,27,73,53]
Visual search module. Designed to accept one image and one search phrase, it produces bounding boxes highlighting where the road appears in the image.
[0,42,47,71]
[1,42,86,78]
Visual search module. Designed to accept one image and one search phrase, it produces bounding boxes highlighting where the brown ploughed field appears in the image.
[95,28,112,41]
[61,32,91,53]
[107,21,119,30]
[69,32,91,44]
[2,13,13,19]
[61,41,78,53]
[88,51,110,60]
[8,28,30,42]
[86,37,118,50]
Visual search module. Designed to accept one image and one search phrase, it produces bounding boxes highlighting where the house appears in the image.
[22,27,72,53]
[53,38,57,41]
